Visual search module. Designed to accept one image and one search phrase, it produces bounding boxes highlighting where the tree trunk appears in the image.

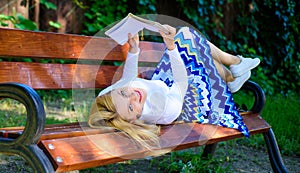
[29,0,40,29]
[39,0,57,32]
[38,0,85,33]
[56,0,85,34]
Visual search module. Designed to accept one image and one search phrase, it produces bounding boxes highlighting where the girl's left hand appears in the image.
[128,33,139,54]
[159,25,176,50]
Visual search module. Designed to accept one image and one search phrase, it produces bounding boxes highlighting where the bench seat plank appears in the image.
[39,115,270,172]
[0,122,116,140]
[0,112,260,141]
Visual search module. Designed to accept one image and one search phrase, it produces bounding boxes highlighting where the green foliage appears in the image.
[157,151,231,173]
[40,0,57,10]
[251,1,299,95]
[175,0,299,95]
[83,0,128,35]
[39,0,61,30]
[82,0,156,35]
[49,21,61,29]
[37,90,72,101]
[0,9,37,31]
[45,117,70,125]
[0,0,60,31]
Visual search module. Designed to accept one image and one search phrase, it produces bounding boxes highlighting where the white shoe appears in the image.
[230,55,260,77]
[227,71,251,93]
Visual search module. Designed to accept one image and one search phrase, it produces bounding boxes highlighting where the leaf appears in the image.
[40,0,57,10]
[0,14,15,21]
[84,13,93,19]
[49,21,61,29]
[16,14,38,30]
[0,22,9,27]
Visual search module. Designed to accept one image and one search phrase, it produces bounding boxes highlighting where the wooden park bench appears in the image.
[0,28,288,173]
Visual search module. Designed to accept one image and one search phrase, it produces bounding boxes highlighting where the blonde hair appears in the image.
[88,92,161,149]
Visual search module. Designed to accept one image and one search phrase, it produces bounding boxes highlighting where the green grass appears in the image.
[0,98,73,127]
[0,98,27,127]
[259,95,300,155]
[153,148,231,173]
[233,93,300,156]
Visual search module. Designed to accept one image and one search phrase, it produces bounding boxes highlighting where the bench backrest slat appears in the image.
[0,62,156,89]
[0,28,164,89]
[0,28,164,62]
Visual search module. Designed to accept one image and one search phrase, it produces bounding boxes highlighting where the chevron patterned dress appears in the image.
[151,27,249,137]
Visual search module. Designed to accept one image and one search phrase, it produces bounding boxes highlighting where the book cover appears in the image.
[105,13,168,45]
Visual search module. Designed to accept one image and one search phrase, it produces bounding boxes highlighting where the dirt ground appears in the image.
[0,142,299,173]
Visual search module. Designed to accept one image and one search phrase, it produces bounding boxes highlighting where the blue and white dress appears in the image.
[151,27,249,137]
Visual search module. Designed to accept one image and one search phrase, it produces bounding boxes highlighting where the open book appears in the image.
[105,13,169,45]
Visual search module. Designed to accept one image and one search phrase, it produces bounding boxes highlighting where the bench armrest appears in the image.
[239,80,266,114]
[0,83,45,145]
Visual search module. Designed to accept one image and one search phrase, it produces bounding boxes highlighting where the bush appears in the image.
[83,0,156,35]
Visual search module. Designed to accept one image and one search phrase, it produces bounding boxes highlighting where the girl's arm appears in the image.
[98,34,139,96]
[156,47,188,124]
[121,33,140,80]
[159,26,188,102]
[156,26,188,124]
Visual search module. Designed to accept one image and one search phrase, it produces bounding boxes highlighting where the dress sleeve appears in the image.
[121,48,140,80]
[167,47,188,102]
[157,47,188,124]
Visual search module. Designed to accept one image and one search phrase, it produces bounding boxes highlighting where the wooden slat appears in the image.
[0,123,116,140]
[39,115,270,172]
[0,112,255,140]
[0,62,156,89]
[41,122,118,140]
[0,28,164,62]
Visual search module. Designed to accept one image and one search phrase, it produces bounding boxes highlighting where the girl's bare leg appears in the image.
[206,40,260,93]
[213,59,234,82]
[208,41,240,66]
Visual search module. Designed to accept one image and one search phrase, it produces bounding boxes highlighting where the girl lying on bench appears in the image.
[88,25,260,149]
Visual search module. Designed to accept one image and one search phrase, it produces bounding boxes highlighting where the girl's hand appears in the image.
[159,25,176,50]
[128,33,139,54]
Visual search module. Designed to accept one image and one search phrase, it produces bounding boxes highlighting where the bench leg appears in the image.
[21,145,55,173]
[0,144,55,173]
[201,143,218,158]
[263,129,288,173]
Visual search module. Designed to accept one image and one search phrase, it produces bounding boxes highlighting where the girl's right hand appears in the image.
[159,25,176,50]
[128,33,139,54]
